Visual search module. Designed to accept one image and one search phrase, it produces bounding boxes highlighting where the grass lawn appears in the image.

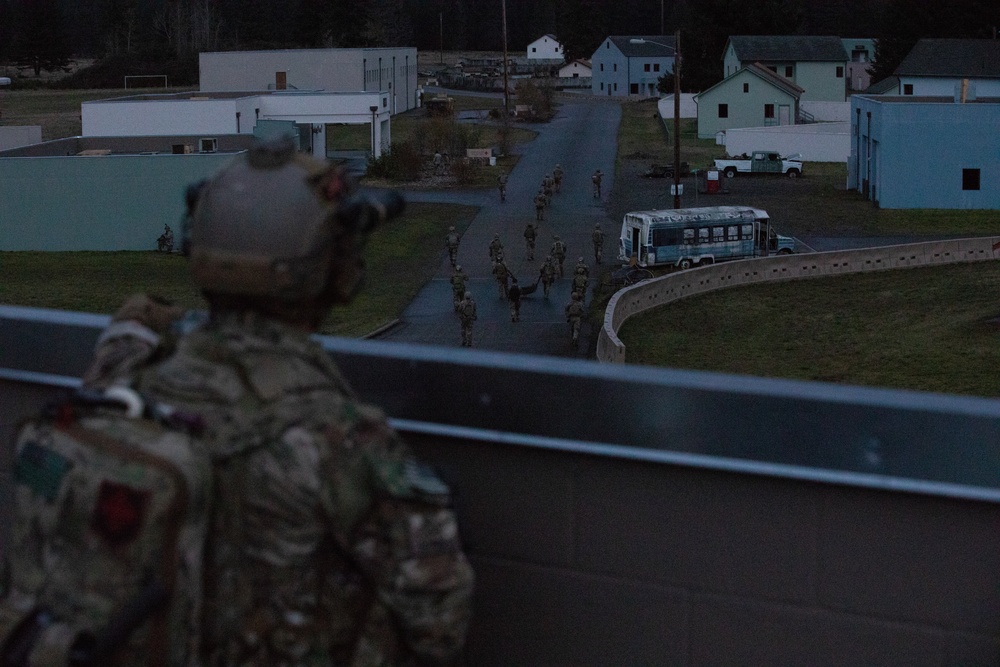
[617,261,1000,397]
[0,202,477,338]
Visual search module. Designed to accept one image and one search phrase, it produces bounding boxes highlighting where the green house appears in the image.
[695,64,803,140]
[723,35,848,102]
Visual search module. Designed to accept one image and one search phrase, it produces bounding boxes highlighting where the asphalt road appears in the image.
[376,100,621,357]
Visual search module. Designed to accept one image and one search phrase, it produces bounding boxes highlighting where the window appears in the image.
[836,66,844,78]
[727,226,740,241]
[613,63,617,72]
[698,228,710,243]
[614,83,618,91]
[903,83,914,95]
[743,82,749,93]
[600,82,604,90]
[718,103,728,118]
[630,83,639,94]
[741,224,754,239]
[963,168,981,191]
[644,63,651,72]
[785,65,793,77]
[764,104,774,118]
[654,63,660,72]
[652,229,682,246]
[600,63,604,71]
[683,228,695,243]
[712,227,726,242]
[532,47,536,53]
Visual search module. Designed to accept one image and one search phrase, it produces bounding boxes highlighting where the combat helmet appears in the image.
[185,137,401,307]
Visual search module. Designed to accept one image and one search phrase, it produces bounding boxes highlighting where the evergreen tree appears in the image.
[9,0,74,76]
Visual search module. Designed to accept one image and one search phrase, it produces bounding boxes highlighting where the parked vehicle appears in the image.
[642,161,690,178]
[714,151,803,178]
[618,206,795,269]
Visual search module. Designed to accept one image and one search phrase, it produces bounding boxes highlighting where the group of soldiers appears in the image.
[445,163,610,349]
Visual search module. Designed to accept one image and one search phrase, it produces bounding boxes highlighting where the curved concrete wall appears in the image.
[598,236,1000,363]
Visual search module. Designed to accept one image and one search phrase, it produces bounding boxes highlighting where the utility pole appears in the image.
[673,29,682,209]
[502,0,510,114]
[661,0,664,35]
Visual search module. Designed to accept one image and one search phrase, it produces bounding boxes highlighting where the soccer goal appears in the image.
[124,75,169,89]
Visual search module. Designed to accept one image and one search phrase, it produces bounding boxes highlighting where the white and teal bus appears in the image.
[618,206,795,269]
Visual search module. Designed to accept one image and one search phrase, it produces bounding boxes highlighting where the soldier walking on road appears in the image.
[543,173,554,198]
[445,225,461,267]
[575,256,590,281]
[524,222,537,260]
[592,222,605,264]
[534,190,547,221]
[551,235,567,277]
[508,277,522,322]
[592,169,603,199]
[459,291,477,347]
[572,270,588,301]
[489,233,504,262]
[492,259,510,299]
[498,173,507,202]
[566,292,586,349]
[553,164,564,193]
[540,255,556,297]
[451,265,468,311]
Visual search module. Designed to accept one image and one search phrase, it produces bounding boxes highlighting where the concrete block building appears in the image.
[199,47,418,115]
[591,35,675,97]
[849,94,1000,209]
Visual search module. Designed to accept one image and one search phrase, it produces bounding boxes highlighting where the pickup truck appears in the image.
[714,151,802,178]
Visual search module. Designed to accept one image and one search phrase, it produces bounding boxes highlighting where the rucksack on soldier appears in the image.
[0,386,212,666]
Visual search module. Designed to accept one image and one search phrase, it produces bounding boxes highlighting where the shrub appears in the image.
[366,141,422,181]
[450,158,482,185]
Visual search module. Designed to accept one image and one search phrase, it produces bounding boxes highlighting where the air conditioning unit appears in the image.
[199,138,218,153]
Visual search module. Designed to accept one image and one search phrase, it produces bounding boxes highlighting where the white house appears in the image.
[527,34,563,61]
[82,90,393,159]
[893,38,1000,98]
[199,47,418,115]
[559,59,592,79]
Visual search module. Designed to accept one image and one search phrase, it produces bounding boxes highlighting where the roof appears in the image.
[864,76,899,94]
[530,34,560,44]
[607,35,676,58]
[895,39,1000,79]
[695,62,804,100]
[727,35,848,63]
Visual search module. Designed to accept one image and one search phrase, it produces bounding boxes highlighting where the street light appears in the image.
[631,33,681,209]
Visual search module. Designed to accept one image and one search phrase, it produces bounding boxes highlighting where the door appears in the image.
[631,228,642,264]
[779,105,790,125]
[275,71,287,90]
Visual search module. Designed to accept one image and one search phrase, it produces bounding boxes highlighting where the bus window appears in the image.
[741,224,754,239]
[652,228,681,246]
[727,226,739,241]
[712,227,725,242]
[698,228,710,243]
[683,228,695,243]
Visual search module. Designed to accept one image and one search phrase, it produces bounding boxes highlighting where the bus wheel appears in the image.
[723,167,737,178]
[679,258,692,270]
[777,248,793,255]
[700,257,714,265]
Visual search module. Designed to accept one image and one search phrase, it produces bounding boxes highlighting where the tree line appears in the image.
[0,0,996,90]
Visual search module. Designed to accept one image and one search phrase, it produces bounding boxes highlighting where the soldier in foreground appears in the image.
[551,234,567,278]
[489,233,504,262]
[539,255,556,297]
[534,189,547,221]
[459,290,477,347]
[592,169,603,199]
[508,277,522,322]
[84,139,475,665]
[492,259,510,299]
[553,164,564,193]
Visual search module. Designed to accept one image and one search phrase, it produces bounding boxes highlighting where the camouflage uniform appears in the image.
[445,226,461,267]
[450,266,468,311]
[542,174,554,198]
[552,165,563,193]
[508,278,522,322]
[551,236,567,278]
[81,139,475,666]
[135,314,475,666]
[539,256,556,298]
[458,292,477,347]
[523,222,537,260]
[565,293,586,348]
[574,257,590,281]
[497,173,507,201]
[592,223,605,264]
[492,260,510,299]
[572,272,588,300]
[534,191,546,221]
[592,170,603,199]
[488,234,504,263]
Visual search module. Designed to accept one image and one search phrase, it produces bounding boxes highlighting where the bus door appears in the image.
[632,227,643,265]
[755,221,769,256]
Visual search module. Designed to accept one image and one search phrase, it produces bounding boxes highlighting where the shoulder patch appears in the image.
[14,441,73,502]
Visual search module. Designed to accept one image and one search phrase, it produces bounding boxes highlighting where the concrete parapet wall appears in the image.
[598,236,1000,363]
